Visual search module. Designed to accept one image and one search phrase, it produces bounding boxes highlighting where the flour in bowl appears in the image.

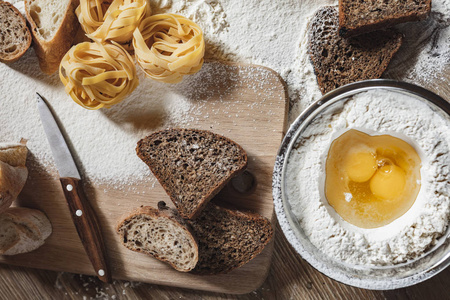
[285,89,450,265]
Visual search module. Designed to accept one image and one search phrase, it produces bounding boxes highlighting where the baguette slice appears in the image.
[25,0,80,74]
[339,0,431,37]
[116,202,198,272]
[136,129,248,219]
[0,207,52,255]
[0,0,32,63]
[0,143,28,213]
[309,6,403,94]
[188,203,273,275]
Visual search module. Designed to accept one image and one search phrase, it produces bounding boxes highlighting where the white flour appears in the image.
[285,89,450,265]
[1,0,449,188]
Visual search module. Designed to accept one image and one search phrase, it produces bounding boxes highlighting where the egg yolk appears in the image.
[325,129,421,229]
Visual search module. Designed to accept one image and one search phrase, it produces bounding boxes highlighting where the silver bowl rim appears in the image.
[272,79,450,290]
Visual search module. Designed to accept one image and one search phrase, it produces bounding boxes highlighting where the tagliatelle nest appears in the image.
[133,13,205,83]
[76,0,151,50]
[59,41,139,110]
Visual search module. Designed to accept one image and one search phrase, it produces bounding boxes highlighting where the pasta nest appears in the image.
[133,13,205,83]
[76,0,151,50]
[59,42,139,110]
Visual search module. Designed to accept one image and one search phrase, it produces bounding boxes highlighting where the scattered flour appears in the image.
[285,89,450,265]
[1,0,449,188]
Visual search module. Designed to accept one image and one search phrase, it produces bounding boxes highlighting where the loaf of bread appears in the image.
[136,129,248,219]
[188,203,273,275]
[0,207,52,255]
[339,0,431,37]
[0,0,32,63]
[308,6,403,94]
[25,0,80,74]
[116,202,198,272]
[0,143,28,213]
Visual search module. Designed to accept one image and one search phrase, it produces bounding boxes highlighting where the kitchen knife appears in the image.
[36,93,111,283]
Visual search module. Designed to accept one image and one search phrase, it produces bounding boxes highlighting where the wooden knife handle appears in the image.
[60,177,111,283]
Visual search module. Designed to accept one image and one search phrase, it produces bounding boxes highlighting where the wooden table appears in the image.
[0,72,448,300]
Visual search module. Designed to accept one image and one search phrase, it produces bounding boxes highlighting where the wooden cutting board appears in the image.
[0,62,287,294]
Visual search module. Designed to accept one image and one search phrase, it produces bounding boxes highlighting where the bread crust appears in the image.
[0,144,28,213]
[0,207,52,255]
[0,0,32,63]
[25,0,80,74]
[338,0,431,37]
[136,128,248,220]
[116,203,199,272]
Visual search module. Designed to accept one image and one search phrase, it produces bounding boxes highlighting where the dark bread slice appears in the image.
[188,203,273,275]
[116,202,198,272]
[339,0,431,37]
[136,129,248,219]
[0,0,32,63]
[309,6,403,94]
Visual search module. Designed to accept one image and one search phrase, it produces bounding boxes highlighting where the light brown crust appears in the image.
[0,0,32,63]
[116,203,199,272]
[136,128,248,220]
[0,207,52,255]
[0,144,28,213]
[25,0,80,74]
[338,0,431,37]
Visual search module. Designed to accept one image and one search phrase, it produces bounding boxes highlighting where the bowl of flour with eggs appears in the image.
[273,79,450,289]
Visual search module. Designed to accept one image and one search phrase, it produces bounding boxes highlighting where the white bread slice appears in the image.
[116,202,199,272]
[25,0,80,74]
[0,0,32,63]
[0,207,52,255]
[0,143,28,213]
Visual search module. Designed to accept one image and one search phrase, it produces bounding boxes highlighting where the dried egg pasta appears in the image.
[133,13,205,83]
[59,42,139,110]
[76,0,151,49]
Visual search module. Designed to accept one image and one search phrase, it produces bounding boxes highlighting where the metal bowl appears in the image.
[273,79,450,290]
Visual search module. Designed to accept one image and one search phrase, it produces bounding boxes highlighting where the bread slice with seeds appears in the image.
[0,0,32,63]
[339,0,431,37]
[308,6,403,94]
[116,202,198,272]
[188,203,273,275]
[25,0,80,74]
[136,129,248,219]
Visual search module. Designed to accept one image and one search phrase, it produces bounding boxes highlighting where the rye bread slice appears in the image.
[188,203,273,275]
[0,0,32,63]
[339,0,431,37]
[308,6,403,94]
[136,129,248,219]
[116,202,198,272]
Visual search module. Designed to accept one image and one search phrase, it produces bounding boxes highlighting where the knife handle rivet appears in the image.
[98,269,105,276]
[76,209,83,217]
[66,184,73,192]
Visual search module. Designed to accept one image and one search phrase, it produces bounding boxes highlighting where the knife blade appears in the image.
[36,93,111,283]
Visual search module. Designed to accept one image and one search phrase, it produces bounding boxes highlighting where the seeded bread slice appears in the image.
[339,0,431,38]
[25,0,80,74]
[116,202,198,272]
[0,207,52,255]
[309,6,403,94]
[136,129,248,219]
[0,0,32,63]
[188,203,273,275]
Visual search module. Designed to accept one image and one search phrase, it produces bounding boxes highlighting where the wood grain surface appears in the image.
[0,62,287,295]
